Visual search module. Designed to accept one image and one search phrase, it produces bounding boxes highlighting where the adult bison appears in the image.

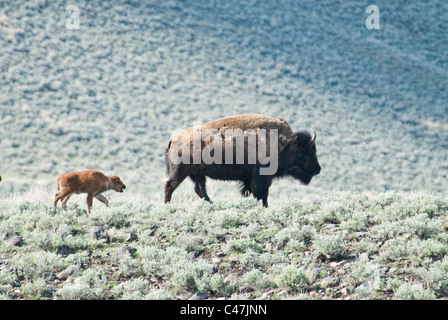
[164,114,321,207]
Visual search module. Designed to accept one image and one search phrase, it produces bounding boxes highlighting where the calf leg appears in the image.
[54,189,72,210]
[86,193,94,213]
[53,192,61,208]
[61,193,73,210]
[95,194,109,207]
[191,175,212,203]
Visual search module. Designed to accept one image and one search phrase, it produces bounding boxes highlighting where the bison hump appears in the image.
[169,114,295,158]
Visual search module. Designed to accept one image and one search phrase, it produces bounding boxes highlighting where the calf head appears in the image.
[109,176,126,192]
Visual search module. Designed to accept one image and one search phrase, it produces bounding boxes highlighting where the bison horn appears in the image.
[304,130,316,148]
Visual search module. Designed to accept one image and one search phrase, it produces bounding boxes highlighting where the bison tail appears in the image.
[165,141,172,177]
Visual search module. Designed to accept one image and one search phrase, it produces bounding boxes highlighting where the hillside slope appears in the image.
[0,0,447,199]
[0,191,447,300]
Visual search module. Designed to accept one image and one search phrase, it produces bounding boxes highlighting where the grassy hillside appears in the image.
[0,190,448,300]
[0,0,447,199]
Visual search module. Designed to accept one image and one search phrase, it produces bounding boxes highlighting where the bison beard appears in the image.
[164,115,321,207]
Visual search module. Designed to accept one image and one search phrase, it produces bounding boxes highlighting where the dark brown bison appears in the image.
[164,114,321,207]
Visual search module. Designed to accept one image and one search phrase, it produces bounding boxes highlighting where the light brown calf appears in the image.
[53,170,126,213]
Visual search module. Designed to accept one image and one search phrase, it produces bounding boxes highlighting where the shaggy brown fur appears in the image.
[165,114,321,207]
[169,114,296,161]
[53,170,126,213]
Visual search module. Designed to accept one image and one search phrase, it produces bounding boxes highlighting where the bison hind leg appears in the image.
[190,175,212,203]
[53,189,72,210]
[239,180,252,197]
[61,193,73,210]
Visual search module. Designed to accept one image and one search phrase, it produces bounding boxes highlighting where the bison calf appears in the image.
[53,170,126,213]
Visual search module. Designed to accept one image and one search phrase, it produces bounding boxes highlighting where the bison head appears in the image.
[284,131,321,185]
[109,176,126,192]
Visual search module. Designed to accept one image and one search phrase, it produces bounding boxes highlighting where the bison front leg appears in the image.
[250,173,272,208]
[95,194,109,207]
[240,180,252,197]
